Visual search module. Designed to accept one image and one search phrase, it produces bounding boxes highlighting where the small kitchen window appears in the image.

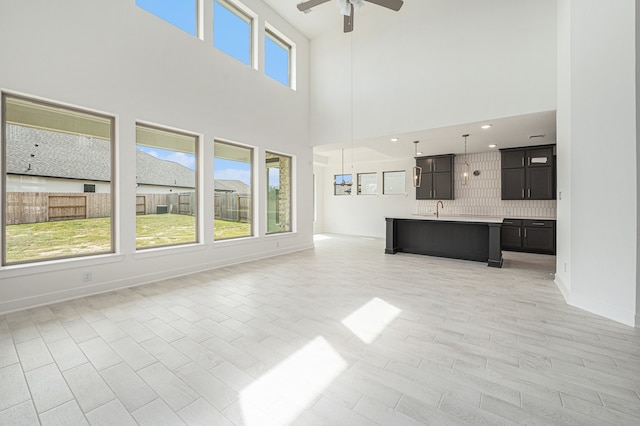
[334,174,352,195]
[383,171,406,195]
[357,173,377,195]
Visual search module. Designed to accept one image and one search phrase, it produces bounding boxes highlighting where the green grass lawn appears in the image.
[6,214,251,263]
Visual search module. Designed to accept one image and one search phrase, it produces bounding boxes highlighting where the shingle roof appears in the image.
[6,124,195,188]
[214,179,250,194]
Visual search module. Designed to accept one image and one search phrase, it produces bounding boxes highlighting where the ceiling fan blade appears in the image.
[344,4,354,32]
[297,0,331,12]
[364,0,403,11]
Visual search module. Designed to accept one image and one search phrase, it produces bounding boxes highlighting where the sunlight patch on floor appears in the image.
[341,297,401,344]
[313,234,331,241]
[240,336,347,425]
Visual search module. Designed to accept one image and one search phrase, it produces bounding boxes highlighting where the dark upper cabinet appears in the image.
[501,150,525,169]
[501,145,555,200]
[415,154,455,200]
[527,167,554,199]
[415,174,433,199]
[501,168,526,200]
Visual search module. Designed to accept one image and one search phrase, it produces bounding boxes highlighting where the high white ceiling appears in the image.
[262,1,557,164]
[314,110,556,163]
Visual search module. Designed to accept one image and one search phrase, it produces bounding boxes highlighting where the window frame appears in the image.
[213,139,254,241]
[357,172,377,195]
[135,121,200,251]
[265,150,293,235]
[264,22,296,89]
[334,174,353,196]
[213,0,258,69]
[2,92,116,266]
[383,170,407,195]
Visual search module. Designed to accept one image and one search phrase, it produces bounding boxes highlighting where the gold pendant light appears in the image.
[461,134,470,185]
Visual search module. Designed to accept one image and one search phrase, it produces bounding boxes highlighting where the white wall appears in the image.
[7,175,111,193]
[0,0,313,313]
[320,158,416,237]
[555,0,572,297]
[556,0,637,326]
[309,0,558,147]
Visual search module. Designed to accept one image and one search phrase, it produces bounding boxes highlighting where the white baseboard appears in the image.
[568,293,636,328]
[554,274,570,302]
[0,242,314,316]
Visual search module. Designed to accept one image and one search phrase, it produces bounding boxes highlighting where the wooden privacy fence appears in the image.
[6,191,245,225]
[6,192,111,225]
[6,191,197,225]
[215,193,250,222]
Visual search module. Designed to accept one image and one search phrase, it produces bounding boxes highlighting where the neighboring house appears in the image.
[6,124,196,193]
[214,179,250,194]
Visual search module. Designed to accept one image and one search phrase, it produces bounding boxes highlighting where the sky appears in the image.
[136,0,196,35]
[138,146,252,185]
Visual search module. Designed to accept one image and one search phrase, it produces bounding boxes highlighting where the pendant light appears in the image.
[412,140,422,188]
[461,134,470,185]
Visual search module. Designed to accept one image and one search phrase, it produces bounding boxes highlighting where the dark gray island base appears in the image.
[385,217,503,268]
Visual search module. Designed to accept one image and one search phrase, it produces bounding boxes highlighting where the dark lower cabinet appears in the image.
[500,219,522,250]
[501,218,556,255]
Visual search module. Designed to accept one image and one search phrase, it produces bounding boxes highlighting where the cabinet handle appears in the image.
[522,189,524,198]
[528,189,531,198]
[518,229,521,237]
[524,229,527,238]
[434,190,437,198]
[430,190,432,198]
[532,222,545,226]
[504,221,513,224]
[522,157,524,167]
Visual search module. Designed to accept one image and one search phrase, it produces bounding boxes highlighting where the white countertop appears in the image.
[387,215,556,224]
[389,214,505,224]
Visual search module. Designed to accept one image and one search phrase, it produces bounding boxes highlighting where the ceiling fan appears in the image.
[297,0,404,33]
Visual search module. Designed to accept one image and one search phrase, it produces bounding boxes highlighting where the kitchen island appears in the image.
[385,215,503,267]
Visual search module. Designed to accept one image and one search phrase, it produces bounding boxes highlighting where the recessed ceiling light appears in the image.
[488,144,497,148]
[481,124,492,129]
[390,137,399,142]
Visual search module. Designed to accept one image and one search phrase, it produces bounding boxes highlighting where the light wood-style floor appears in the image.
[1,234,639,425]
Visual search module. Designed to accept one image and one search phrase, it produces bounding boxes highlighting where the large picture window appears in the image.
[135,124,198,249]
[136,0,198,36]
[214,0,254,66]
[266,152,292,234]
[214,141,253,240]
[2,95,114,265]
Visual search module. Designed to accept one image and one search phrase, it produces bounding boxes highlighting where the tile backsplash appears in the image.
[416,151,557,218]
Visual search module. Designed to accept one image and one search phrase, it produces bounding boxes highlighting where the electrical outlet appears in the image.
[82,271,92,282]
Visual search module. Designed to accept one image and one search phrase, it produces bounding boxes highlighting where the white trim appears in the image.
[554,274,570,301]
[568,292,636,328]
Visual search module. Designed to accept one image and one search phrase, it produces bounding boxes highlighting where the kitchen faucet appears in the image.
[436,200,444,218]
